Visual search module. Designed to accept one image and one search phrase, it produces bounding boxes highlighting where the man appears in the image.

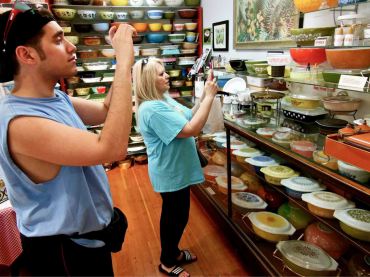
[0,3,135,276]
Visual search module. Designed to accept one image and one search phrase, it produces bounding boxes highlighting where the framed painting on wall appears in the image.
[212,20,229,51]
[233,0,299,49]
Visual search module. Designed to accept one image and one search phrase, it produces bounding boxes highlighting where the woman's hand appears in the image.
[203,70,218,99]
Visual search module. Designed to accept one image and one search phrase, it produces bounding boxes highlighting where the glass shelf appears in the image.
[224,119,370,204]
[51,4,200,10]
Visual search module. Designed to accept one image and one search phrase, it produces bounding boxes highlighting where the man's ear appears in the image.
[15,46,38,65]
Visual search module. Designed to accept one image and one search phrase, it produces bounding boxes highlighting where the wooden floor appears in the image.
[108,163,250,276]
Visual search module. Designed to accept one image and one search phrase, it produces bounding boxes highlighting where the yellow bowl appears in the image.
[75,87,90,96]
[290,96,320,109]
[111,0,128,5]
[148,23,162,32]
[340,222,370,242]
[252,225,289,242]
[307,203,335,218]
[52,8,76,20]
[162,23,172,32]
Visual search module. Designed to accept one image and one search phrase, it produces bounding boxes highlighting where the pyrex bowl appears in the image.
[322,93,362,112]
[278,202,313,230]
[293,0,338,13]
[281,176,325,199]
[163,11,176,19]
[164,0,183,5]
[131,22,148,33]
[326,48,370,69]
[290,140,317,158]
[185,22,197,31]
[248,212,296,242]
[260,165,299,186]
[148,23,163,32]
[53,8,77,20]
[77,10,96,20]
[338,160,370,184]
[92,23,109,32]
[302,191,355,218]
[334,209,370,242]
[184,0,200,5]
[312,150,338,170]
[115,11,128,20]
[99,11,114,20]
[129,10,145,19]
[178,9,197,19]
[147,10,164,19]
[146,0,164,6]
[290,48,327,66]
[111,0,128,5]
[129,0,144,5]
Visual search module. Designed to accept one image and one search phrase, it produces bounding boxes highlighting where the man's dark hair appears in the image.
[0,7,55,82]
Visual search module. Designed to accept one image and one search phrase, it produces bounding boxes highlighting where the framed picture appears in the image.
[203,28,212,45]
[233,0,299,49]
[212,20,229,51]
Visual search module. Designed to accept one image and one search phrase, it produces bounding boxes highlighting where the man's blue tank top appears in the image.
[0,90,113,237]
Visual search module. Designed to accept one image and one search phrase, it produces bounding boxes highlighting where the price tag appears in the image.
[338,75,368,92]
[314,36,332,47]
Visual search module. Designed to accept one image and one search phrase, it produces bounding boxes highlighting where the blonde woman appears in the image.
[133,57,218,277]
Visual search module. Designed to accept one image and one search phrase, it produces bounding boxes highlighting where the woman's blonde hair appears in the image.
[133,57,165,107]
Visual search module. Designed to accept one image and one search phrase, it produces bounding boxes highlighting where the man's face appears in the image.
[36,21,77,80]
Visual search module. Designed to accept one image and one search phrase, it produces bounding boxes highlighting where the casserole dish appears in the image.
[231,192,267,210]
[83,62,110,71]
[260,165,299,186]
[215,176,247,195]
[77,50,98,59]
[248,212,296,242]
[315,118,347,135]
[82,36,102,46]
[245,155,279,176]
[290,94,321,110]
[290,140,317,158]
[256,127,276,138]
[75,87,90,96]
[312,150,338,170]
[221,140,247,150]
[304,222,349,259]
[239,172,262,193]
[302,191,355,218]
[282,105,327,122]
[322,92,361,112]
[278,202,312,230]
[334,208,370,242]
[232,148,263,163]
[203,165,227,182]
[140,48,159,56]
[276,240,338,276]
[338,160,370,184]
[281,177,325,199]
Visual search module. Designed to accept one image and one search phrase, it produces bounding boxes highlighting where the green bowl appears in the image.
[245,60,268,75]
[163,11,175,19]
[184,0,200,6]
[290,27,335,46]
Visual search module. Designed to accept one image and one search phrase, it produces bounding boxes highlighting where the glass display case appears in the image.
[193,117,369,276]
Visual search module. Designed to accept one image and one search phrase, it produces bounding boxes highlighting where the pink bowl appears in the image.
[290,48,327,66]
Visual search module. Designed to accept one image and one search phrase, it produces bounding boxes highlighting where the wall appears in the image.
[201,0,370,119]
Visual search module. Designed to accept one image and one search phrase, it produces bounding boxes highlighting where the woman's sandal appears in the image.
[177,249,197,265]
[158,264,189,276]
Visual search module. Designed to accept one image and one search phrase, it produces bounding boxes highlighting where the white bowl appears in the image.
[115,11,128,20]
[129,10,144,19]
[146,0,164,6]
[100,48,115,58]
[164,0,183,6]
[81,77,102,83]
[338,160,370,184]
[77,10,96,20]
[129,0,144,5]
[92,23,109,32]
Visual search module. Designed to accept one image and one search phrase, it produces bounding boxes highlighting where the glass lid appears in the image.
[248,211,295,235]
[231,192,267,209]
[277,240,338,271]
[233,148,263,158]
[256,127,277,136]
[245,155,279,167]
[221,140,247,149]
[301,191,355,210]
[260,165,297,179]
[215,176,247,190]
[334,208,370,232]
[281,176,325,192]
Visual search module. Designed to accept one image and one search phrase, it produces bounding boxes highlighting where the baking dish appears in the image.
[282,105,327,122]
[304,222,349,259]
[233,148,263,163]
[232,192,267,210]
[245,155,279,176]
[281,176,325,199]
[338,160,370,184]
[215,176,247,195]
[276,240,338,276]
[334,208,370,242]
[290,94,321,109]
[248,211,296,242]
[221,140,247,150]
[290,140,317,158]
[322,91,361,112]
[277,202,312,230]
[203,165,226,182]
[260,165,299,186]
[256,127,276,138]
[301,191,355,218]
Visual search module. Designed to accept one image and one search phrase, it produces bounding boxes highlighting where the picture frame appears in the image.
[212,20,229,51]
[203,28,212,45]
[233,0,299,49]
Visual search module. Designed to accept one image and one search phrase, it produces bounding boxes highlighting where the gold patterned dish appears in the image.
[276,240,338,276]
[248,211,296,242]
[231,192,267,210]
[260,165,299,185]
[302,191,355,218]
[334,208,370,242]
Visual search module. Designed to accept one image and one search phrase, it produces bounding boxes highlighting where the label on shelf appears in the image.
[205,187,216,195]
[338,75,368,92]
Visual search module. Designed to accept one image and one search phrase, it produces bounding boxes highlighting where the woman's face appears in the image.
[154,63,170,94]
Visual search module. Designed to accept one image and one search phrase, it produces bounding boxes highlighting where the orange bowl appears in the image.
[290,48,326,66]
[131,22,148,33]
[294,0,338,13]
[325,48,370,69]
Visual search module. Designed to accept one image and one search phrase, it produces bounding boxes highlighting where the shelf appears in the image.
[225,150,370,255]
[224,120,370,204]
[51,4,200,10]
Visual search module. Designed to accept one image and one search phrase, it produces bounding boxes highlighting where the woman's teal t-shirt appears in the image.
[138,95,204,192]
